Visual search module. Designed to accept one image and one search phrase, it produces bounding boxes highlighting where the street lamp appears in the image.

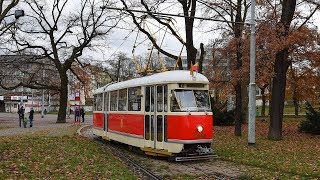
[0,9,24,36]
[15,10,25,19]
[248,0,256,145]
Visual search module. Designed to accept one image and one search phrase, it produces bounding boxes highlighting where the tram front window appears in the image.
[171,89,210,112]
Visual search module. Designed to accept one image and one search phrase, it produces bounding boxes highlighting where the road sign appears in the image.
[75,92,80,101]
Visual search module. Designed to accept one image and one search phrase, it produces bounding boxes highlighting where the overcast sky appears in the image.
[8,1,320,64]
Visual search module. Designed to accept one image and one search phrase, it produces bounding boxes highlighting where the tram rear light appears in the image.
[197,125,203,132]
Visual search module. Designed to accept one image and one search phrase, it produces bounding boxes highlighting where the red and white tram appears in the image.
[92,70,214,161]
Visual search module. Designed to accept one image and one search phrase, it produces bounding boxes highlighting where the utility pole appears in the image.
[31,89,34,108]
[248,0,256,145]
[41,70,45,118]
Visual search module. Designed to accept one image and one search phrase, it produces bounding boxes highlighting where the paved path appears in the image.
[0,112,92,136]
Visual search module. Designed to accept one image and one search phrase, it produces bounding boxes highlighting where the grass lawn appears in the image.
[214,116,320,179]
[0,128,136,179]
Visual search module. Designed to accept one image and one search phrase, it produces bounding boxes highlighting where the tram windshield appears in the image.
[171,89,211,112]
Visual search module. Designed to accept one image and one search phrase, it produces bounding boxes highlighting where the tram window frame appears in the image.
[128,87,141,111]
[95,93,103,111]
[110,91,117,111]
[118,89,127,111]
[104,92,109,111]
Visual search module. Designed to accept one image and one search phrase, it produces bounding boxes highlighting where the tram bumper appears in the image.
[171,146,218,161]
[174,154,218,161]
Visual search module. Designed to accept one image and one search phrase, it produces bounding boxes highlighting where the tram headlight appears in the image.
[197,125,203,132]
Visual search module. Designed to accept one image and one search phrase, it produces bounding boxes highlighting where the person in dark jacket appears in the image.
[74,106,80,122]
[29,107,35,127]
[80,107,85,122]
[18,106,25,127]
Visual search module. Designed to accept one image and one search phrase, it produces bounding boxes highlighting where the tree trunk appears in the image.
[268,0,296,140]
[57,70,68,123]
[235,81,242,136]
[269,49,290,140]
[290,65,299,116]
[181,0,197,70]
[199,43,205,74]
[215,88,220,104]
[185,26,197,70]
[261,88,266,116]
[233,0,243,136]
[293,97,299,116]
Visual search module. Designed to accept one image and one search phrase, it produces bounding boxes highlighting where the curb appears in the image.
[77,125,93,137]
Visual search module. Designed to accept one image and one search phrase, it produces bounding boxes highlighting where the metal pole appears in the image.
[48,92,51,112]
[41,89,44,118]
[31,89,34,108]
[248,0,256,145]
[41,70,45,118]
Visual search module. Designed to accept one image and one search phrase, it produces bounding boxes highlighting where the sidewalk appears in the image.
[0,112,92,136]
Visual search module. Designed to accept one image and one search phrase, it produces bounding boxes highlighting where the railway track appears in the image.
[80,126,241,179]
[95,137,162,180]
[80,126,162,180]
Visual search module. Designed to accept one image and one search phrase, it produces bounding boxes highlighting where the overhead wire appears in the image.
[104,26,138,62]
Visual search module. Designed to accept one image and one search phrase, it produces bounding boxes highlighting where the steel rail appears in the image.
[95,138,162,180]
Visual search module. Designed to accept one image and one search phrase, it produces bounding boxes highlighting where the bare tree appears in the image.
[0,0,20,36]
[267,0,319,140]
[200,0,250,136]
[8,0,120,122]
[107,52,136,82]
[119,0,199,70]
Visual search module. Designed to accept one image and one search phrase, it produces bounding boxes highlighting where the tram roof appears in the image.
[93,70,209,94]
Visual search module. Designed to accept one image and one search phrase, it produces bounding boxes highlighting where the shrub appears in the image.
[299,102,320,135]
[211,98,235,126]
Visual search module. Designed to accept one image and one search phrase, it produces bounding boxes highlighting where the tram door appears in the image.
[103,92,109,132]
[145,85,167,149]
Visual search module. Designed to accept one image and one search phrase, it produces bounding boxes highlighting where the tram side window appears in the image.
[93,95,96,110]
[151,86,154,112]
[145,87,150,112]
[170,91,180,112]
[164,86,168,112]
[157,115,163,142]
[128,87,141,111]
[110,91,117,111]
[118,89,127,111]
[156,85,167,112]
[95,94,103,111]
[157,86,163,112]
[145,115,150,140]
[104,92,109,111]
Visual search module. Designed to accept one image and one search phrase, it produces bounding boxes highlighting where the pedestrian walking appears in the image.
[80,107,85,122]
[29,107,34,127]
[74,106,80,122]
[18,106,25,127]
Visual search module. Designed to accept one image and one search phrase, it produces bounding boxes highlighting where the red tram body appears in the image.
[92,70,214,161]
